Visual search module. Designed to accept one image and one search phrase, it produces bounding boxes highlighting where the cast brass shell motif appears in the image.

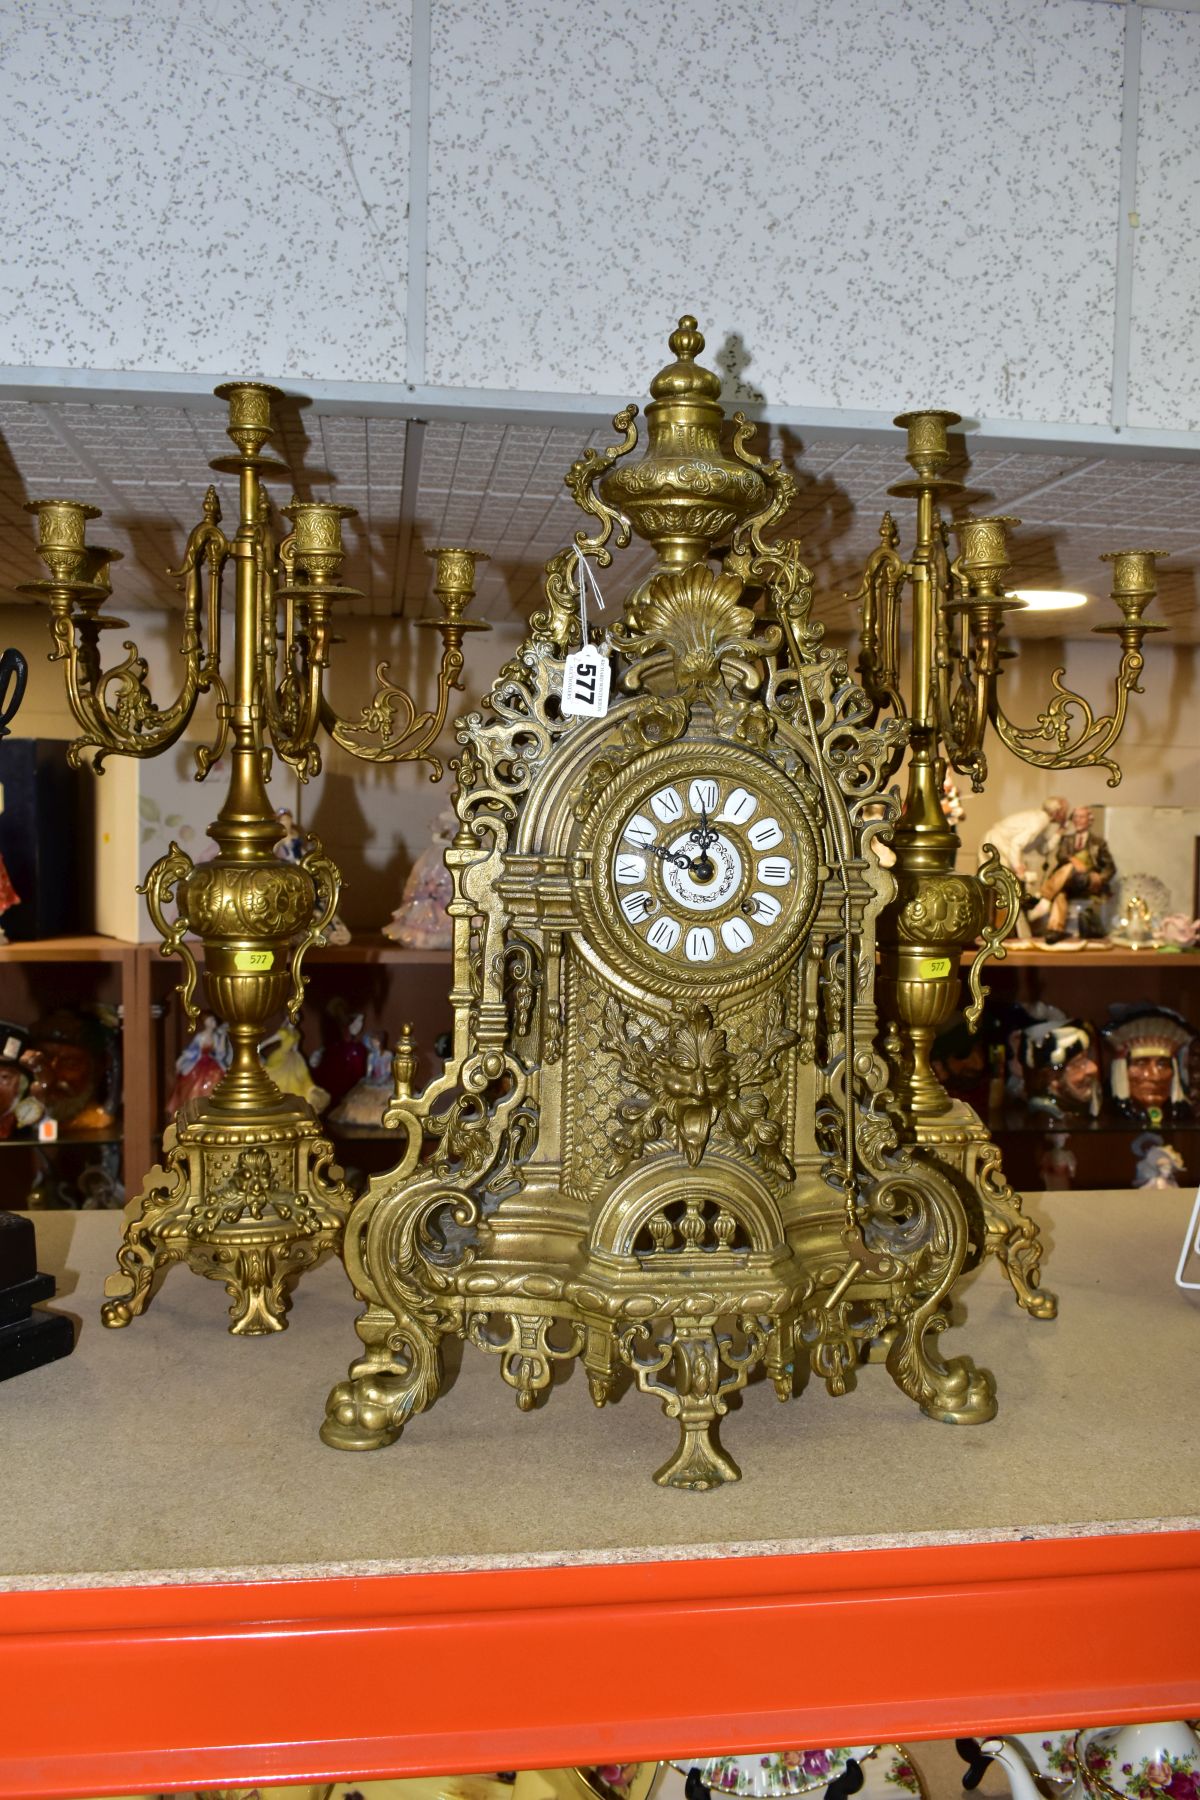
[320,319,1052,1489]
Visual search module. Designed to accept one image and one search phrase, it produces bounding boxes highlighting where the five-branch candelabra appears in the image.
[22,381,488,1332]
[855,408,1164,1316]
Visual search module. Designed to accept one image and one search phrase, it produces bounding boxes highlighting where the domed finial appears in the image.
[649,312,721,402]
[668,315,704,361]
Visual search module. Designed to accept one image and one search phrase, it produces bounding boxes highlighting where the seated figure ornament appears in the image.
[323,318,1161,1488]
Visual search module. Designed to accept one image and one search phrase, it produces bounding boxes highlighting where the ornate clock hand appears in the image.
[689,803,719,854]
[687,803,721,880]
[645,841,692,871]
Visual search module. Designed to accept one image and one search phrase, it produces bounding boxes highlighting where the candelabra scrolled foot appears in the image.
[886,1307,997,1426]
[974,1142,1058,1321]
[101,1143,190,1327]
[320,1305,444,1451]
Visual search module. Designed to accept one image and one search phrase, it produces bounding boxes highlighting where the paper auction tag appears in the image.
[561,646,611,718]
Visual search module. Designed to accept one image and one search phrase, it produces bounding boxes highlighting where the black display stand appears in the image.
[0,1211,74,1380]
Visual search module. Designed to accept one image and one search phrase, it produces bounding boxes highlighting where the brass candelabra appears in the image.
[22,381,487,1332]
[858,408,1164,1315]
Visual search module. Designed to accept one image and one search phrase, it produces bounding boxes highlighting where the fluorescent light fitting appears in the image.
[1011,588,1090,613]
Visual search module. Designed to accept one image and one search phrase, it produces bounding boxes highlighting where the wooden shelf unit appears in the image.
[963,943,1200,1191]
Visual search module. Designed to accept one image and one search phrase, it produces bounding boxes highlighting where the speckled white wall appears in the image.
[0,0,410,381]
[424,0,1126,422]
[1127,6,1200,433]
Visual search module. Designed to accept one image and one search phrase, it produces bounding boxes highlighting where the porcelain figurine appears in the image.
[0,852,19,945]
[310,1003,367,1108]
[1041,805,1116,940]
[1160,914,1200,948]
[986,795,1069,934]
[1132,1132,1186,1189]
[0,1024,45,1139]
[261,1021,330,1114]
[383,808,456,947]
[1019,1010,1102,1119]
[328,1031,393,1128]
[28,1008,108,1131]
[166,1013,232,1115]
[1038,1131,1077,1190]
[275,807,351,945]
[1104,1006,1195,1128]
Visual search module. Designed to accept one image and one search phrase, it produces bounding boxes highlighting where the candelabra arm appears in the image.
[139,840,201,1030]
[324,546,489,777]
[990,649,1140,787]
[25,497,219,772]
[989,547,1166,788]
[965,847,1021,1031]
[936,646,993,791]
[264,630,326,782]
[260,507,330,781]
[322,648,457,779]
[286,838,341,1021]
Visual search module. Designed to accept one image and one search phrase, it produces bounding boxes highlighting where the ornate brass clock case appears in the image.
[321,318,1049,1489]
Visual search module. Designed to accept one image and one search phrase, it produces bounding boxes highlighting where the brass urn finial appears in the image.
[599,314,767,569]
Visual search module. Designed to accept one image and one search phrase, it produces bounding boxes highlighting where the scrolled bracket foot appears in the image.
[886,1309,997,1425]
[101,1148,189,1328]
[976,1142,1058,1320]
[320,1303,444,1452]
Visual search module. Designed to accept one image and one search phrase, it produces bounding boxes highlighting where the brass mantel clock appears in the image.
[322,318,1161,1488]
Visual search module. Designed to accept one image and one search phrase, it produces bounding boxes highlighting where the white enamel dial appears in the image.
[603,766,812,980]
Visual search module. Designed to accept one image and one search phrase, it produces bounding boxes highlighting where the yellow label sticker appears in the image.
[918,955,953,979]
[233,949,274,972]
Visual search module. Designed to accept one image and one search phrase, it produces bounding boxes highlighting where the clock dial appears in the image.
[589,755,820,992]
[660,833,742,912]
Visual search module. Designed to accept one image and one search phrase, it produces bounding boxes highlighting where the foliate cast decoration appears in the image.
[319,314,1073,1486]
